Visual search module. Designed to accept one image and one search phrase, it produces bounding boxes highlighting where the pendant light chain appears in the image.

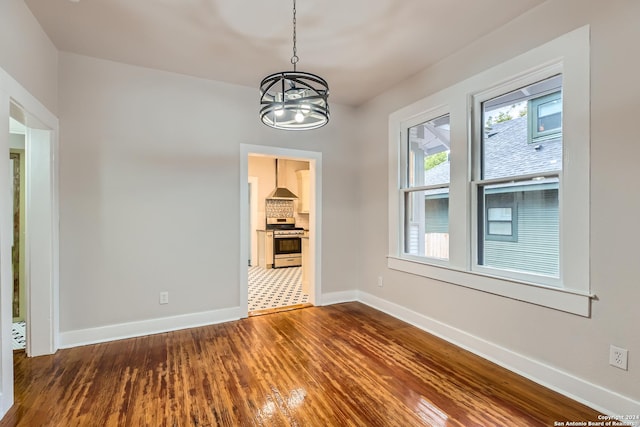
[258,0,329,130]
[291,0,298,71]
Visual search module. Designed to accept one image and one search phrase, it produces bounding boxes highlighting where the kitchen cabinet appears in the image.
[296,169,310,214]
[256,230,273,269]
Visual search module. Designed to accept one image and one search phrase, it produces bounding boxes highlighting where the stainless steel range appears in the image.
[266,217,304,268]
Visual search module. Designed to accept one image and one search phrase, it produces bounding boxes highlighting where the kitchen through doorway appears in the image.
[247,153,315,316]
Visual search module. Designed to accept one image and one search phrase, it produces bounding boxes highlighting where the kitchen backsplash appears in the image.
[266,199,294,218]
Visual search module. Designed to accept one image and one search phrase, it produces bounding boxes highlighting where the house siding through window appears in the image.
[483,187,559,276]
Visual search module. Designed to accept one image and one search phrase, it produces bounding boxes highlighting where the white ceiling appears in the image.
[24,0,544,106]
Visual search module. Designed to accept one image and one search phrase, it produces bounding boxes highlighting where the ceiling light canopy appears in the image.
[259,0,329,131]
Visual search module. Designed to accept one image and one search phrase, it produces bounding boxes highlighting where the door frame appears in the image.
[0,67,59,416]
[248,176,258,267]
[239,144,322,316]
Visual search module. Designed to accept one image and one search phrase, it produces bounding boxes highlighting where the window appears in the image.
[487,207,513,236]
[484,192,517,242]
[404,113,450,260]
[388,26,591,315]
[529,91,562,142]
[476,75,562,280]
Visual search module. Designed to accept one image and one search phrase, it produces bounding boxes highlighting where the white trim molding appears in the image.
[357,291,640,418]
[59,307,242,349]
[320,290,358,306]
[388,257,592,316]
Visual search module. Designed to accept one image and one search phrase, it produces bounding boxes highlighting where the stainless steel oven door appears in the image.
[273,236,302,268]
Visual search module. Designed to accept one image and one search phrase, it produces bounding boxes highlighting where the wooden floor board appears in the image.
[1,302,601,426]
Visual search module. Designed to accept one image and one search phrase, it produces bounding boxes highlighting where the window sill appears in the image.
[387,256,592,317]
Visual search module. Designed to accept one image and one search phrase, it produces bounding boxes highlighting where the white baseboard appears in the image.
[357,290,640,418]
[58,291,357,349]
[59,307,242,349]
[320,290,358,306]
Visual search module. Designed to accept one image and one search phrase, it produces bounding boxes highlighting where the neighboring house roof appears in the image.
[424,116,562,184]
[483,116,562,179]
[424,159,451,186]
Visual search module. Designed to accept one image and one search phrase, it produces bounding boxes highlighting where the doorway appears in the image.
[248,156,311,315]
[7,101,59,357]
[239,145,322,318]
[1,69,60,417]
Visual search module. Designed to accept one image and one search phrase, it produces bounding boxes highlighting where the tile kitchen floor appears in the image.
[12,321,26,350]
[248,266,309,313]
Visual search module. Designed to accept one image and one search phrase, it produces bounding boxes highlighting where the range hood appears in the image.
[267,159,298,199]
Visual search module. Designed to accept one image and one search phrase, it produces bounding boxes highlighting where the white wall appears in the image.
[0,0,58,114]
[57,52,359,337]
[355,0,640,413]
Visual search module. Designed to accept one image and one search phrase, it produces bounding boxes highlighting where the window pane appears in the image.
[478,180,559,277]
[485,193,517,242]
[405,189,449,260]
[482,75,562,180]
[488,207,512,221]
[538,99,561,117]
[488,222,512,236]
[408,114,450,187]
[537,97,562,133]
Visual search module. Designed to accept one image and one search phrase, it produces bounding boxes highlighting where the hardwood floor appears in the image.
[1,302,601,426]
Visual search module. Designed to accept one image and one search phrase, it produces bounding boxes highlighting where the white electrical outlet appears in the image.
[159,291,169,305]
[377,276,383,287]
[609,345,628,370]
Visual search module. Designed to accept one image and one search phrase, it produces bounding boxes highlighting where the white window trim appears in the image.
[388,26,591,316]
[400,104,451,265]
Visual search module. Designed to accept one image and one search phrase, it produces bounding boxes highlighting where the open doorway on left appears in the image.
[9,117,26,351]
[6,99,58,358]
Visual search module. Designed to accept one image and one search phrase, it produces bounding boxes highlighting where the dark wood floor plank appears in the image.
[1,302,601,426]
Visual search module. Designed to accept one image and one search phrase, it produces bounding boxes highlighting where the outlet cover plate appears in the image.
[159,291,169,305]
[609,345,628,370]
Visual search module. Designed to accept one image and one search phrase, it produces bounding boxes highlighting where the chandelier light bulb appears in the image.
[295,111,305,123]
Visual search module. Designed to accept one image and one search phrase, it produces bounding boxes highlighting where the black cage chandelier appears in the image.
[259,0,329,130]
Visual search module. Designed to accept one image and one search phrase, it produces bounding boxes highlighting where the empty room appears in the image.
[0,0,638,425]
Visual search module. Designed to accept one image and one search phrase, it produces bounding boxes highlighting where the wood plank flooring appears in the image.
[1,302,602,426]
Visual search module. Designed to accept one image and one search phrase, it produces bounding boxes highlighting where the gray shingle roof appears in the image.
[483,116,561,179]
[423,116,561,184]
